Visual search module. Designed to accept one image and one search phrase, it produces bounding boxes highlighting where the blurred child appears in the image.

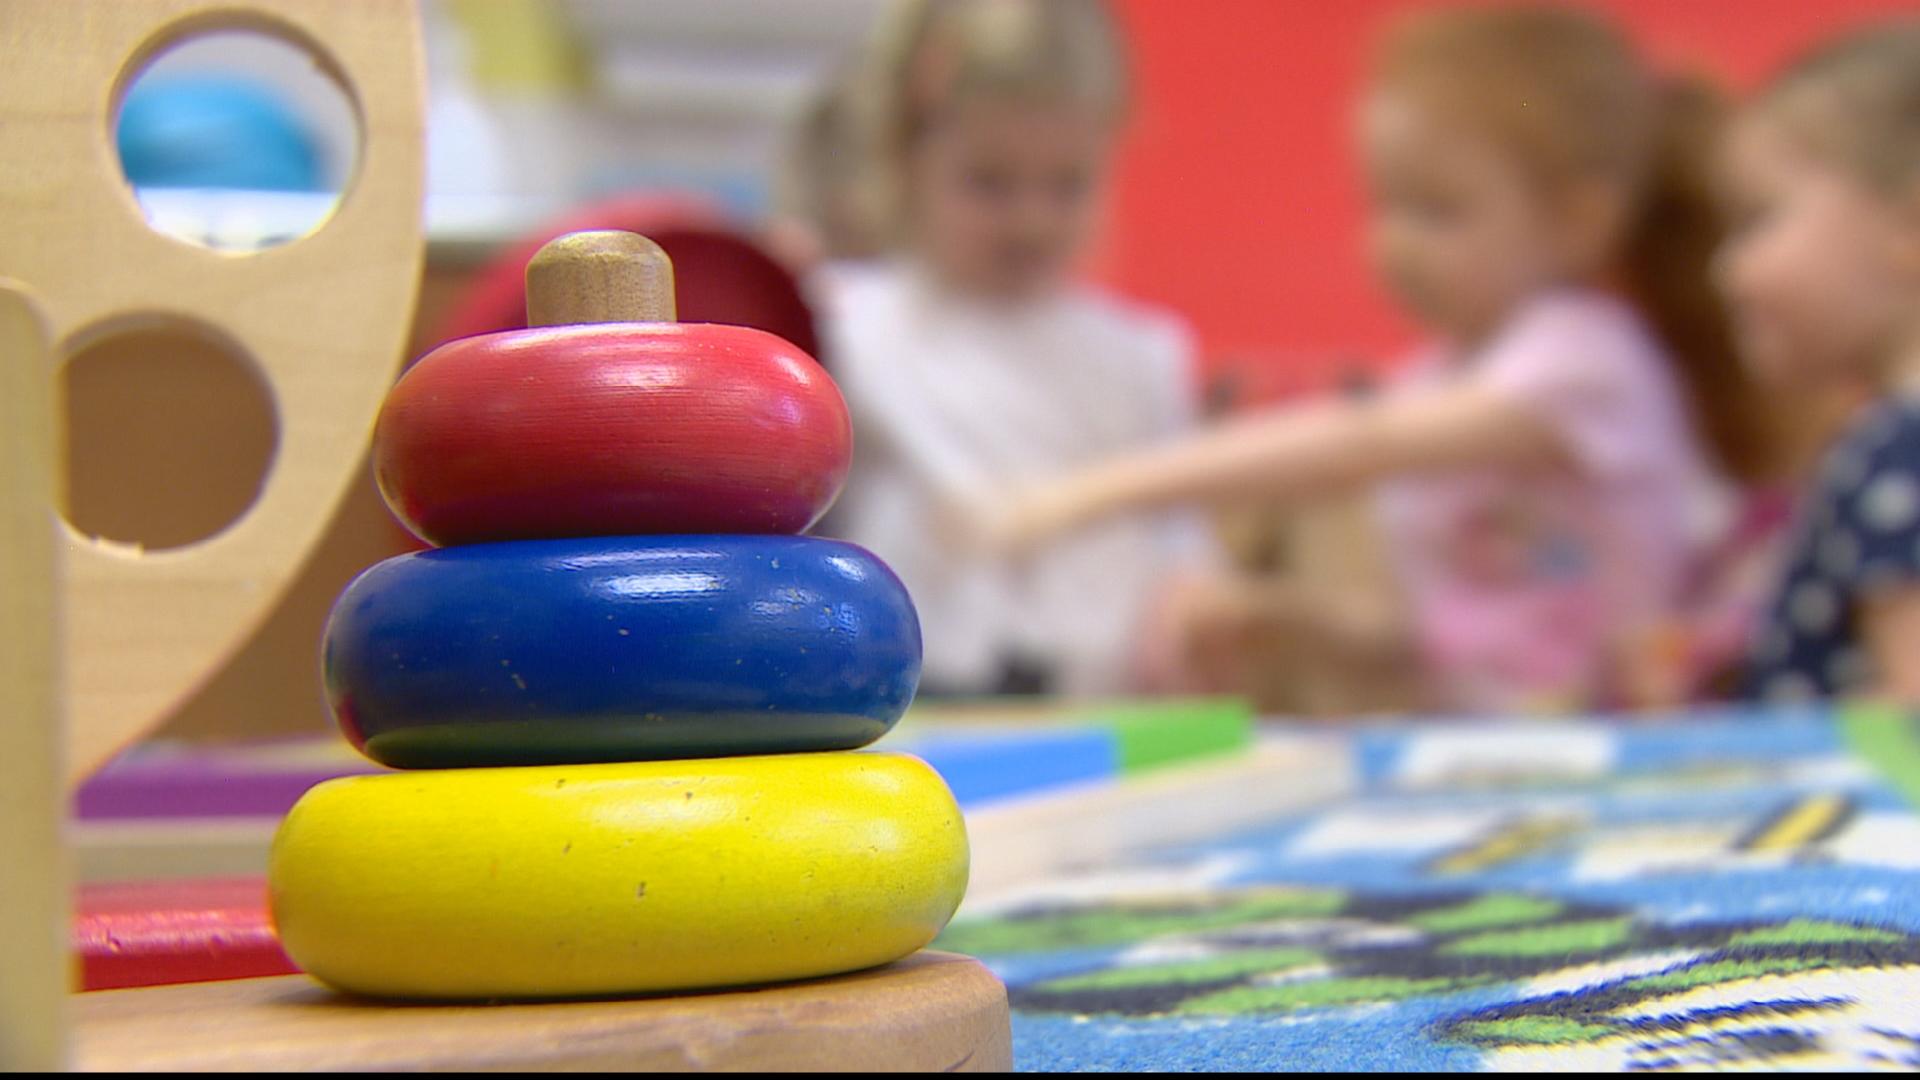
[1720,22,1920,704]
[814,0,1216,696]
[992,5,1784,714]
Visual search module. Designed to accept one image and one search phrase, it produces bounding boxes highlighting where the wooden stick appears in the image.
[0,284,66,1070]
[963,734,1352,909]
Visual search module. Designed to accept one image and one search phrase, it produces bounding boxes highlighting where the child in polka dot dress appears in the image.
[1723,22,1920,704]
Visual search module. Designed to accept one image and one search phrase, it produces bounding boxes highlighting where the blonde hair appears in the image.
[847,0,1130,247]
[775,66,889,260]
[1375,5,1782,483]
[1757,19,1920,195]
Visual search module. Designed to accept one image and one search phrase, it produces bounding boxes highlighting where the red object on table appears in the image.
[374,322,852,545]
[75,877,296,991]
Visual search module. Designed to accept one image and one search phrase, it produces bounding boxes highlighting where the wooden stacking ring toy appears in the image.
[373,232,852,545]
[269,753,969,1000]
[273,227,979,1022]
[323,535,922,768]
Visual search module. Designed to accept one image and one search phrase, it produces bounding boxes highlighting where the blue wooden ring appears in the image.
[323,536,922,768]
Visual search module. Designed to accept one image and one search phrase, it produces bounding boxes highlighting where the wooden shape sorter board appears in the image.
[0,0,426,786]
[74,952,1012,1072]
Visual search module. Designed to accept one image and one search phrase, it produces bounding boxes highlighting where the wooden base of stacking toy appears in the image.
[73,951,1011,1072]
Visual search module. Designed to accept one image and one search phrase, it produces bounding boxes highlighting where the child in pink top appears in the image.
[1376,291,1731,712]
[989,7,1785,713]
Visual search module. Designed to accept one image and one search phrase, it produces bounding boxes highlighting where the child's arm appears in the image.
[1861,588,1920,703]
[993,382,1567,550]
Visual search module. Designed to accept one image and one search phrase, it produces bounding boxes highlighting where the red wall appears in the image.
[1090,0,1917,401]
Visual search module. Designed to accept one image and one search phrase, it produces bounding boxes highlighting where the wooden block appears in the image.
[75,818,282,884]
[1227,495,1422,717]
[375,234,850,546]
[73,952,1012,1072]
[270,754,967,999]
[904,697,1255,775]
[75,879,297,991]
[0,284,66,1068]
[1092,699,1254,773]
[891,728,1121,805]
[77,749,379,821]
[324,536,920,767]
[963,734,1354,909]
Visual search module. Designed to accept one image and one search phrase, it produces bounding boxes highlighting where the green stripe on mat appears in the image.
[1837,700,1920,810]
[1093,698,1254,773]
[891,696,1255,774]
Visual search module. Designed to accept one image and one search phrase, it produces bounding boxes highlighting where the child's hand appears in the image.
[978,483,1100,558]
[922,485,1075,562]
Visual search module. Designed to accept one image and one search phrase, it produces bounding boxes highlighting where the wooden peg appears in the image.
[524,230,676,327]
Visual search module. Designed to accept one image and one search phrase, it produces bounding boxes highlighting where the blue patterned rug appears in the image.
[940,705,1920,1071]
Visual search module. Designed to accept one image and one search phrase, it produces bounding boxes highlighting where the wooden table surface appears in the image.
[75,951,1011,1073]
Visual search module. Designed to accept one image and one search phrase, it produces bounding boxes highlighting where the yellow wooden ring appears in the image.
[268,752,968,999]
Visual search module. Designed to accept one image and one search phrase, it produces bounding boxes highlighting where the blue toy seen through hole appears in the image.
[114,31,358,251]
[117,75,324,193]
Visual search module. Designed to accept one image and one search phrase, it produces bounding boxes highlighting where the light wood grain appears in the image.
[0,0,426,785]
[0,284,68,1069]
[964,734,1352,909]
[526,230,677,325]
[74,952,1011,1072]
[74,817,281,884]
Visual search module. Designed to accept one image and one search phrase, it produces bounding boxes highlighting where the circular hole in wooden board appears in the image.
[59,319,280,552]
[111,26,362,252]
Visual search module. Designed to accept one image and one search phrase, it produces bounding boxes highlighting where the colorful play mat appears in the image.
[942,705,1920,1071]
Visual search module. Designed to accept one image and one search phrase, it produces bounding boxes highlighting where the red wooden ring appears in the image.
[374,323,851,545]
